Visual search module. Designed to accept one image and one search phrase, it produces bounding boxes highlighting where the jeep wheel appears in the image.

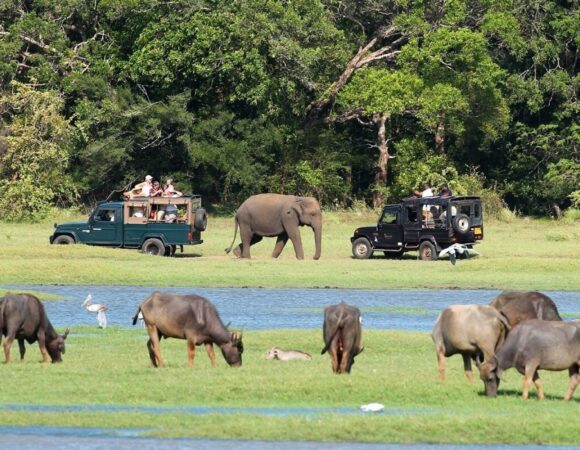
[453,214,470,235]
[419,241,438,261]
[164,244,177,256]
[352,238,373,259]
[53,235,75,245]
[194,208,207,231]
[142,238,165,256]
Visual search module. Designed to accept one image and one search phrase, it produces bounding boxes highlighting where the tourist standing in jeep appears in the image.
[351,196,483,261]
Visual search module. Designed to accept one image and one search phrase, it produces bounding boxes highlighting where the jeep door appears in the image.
[85,206,122,245]
[377,206,403,249]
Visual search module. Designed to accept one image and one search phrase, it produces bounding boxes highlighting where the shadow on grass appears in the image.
[477,388,573,401]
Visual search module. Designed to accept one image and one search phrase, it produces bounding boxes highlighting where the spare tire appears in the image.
[194,208,207,231]
[453,214,470,235]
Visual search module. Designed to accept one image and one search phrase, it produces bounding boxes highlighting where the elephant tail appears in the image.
[224,213,239,254]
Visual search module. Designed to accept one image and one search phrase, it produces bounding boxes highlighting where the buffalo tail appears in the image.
[131,305,141,326]
[320,308,345,355]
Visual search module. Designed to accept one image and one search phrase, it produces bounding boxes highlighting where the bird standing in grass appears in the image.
[82,294,107,329]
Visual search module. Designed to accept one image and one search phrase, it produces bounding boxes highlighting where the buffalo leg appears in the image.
[522,365,539,400]
[18,339,26,362]
[339,349,351,374]
[187,339,196,368]
[330,346,339,374]
[436,349,446,383]
[205,344,218,367]
[146,339,158,367]
[564,365,580,401]
[146,325,165,367]
[36,331,50,363]
[272,233,289,258]
[3,334,15,363]
[462,354,474,384]
[532,372,544,400]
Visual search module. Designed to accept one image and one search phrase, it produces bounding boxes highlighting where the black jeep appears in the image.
[350,196,484,261]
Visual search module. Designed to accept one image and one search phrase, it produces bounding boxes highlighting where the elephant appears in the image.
[225,194,322,260]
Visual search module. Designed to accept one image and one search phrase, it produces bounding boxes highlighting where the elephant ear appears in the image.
[291,199,305,223]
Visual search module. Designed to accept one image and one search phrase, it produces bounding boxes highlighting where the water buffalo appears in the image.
[132,292,243,368]
[265,347,312,361]
[489,291,562,327]
[480,320,580,400]
[0,293,69,363]
[432,304,510,383]
[321,302,363,374]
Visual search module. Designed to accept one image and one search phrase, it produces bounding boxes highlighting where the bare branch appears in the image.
[306,27,408,122]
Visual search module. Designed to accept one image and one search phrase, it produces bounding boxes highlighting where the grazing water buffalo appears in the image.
[490,291,562,327]
[132,292,243,368]
[480,320,580,400]
[265,347,312,361]
[321,302,363,374]
[432,305,511,383]
[0,293,69,363]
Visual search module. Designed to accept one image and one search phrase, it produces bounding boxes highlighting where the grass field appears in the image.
[0,210,579,290]
[2,328,580,444]
[1,211,579,444]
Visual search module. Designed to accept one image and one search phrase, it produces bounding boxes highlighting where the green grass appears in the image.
[2,328,580,444]
[0,211,579,290]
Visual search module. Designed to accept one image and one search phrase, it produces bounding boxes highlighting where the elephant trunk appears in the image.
[313,223,322,260]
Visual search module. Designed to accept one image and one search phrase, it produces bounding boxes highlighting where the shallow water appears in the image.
[0,426,576,450]
[0,403,436,417]
[1,285,579,331]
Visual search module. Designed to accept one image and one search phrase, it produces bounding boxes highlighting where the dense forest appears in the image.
[0,0,578,221]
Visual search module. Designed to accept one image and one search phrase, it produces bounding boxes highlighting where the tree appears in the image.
[0,82,76,221]
[335,68,423,206]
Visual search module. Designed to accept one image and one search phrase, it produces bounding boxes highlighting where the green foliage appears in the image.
[336,68,423,116]
[542,159,580,206]
[0,0,577,218]
[0,82,76,221]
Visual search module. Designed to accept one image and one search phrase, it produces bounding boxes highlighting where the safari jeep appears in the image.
[50,196,207,256]
[351,196,484,261]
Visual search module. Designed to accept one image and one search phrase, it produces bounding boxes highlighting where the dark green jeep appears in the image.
[50,196,207,256]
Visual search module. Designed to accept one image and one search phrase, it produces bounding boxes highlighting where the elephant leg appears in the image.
[286,228,304,260]
[239,226,261,259]
[272,233,288,258]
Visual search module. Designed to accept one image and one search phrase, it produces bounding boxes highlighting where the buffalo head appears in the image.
[47,328,69,363]
[220,331,244,367]
[479,356,501,397]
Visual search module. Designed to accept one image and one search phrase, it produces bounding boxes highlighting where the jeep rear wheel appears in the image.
[53,235,75,245]
[453,214,470,235]
[352,238,373,259]
[142,238,165,256]
[419,241,438,261]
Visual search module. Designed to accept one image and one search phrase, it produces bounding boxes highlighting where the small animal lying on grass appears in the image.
[265,347,312,361]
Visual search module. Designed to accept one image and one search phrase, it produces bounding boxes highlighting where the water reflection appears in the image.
[0,426,576,450]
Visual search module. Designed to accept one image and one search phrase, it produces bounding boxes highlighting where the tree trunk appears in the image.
[435,114,445,153]
[373,112,391,208]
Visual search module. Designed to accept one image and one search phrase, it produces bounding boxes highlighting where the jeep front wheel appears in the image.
[419,241,438,261]
[352,238,373,259]
[53,235,75,244]
[142,238,165,256]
